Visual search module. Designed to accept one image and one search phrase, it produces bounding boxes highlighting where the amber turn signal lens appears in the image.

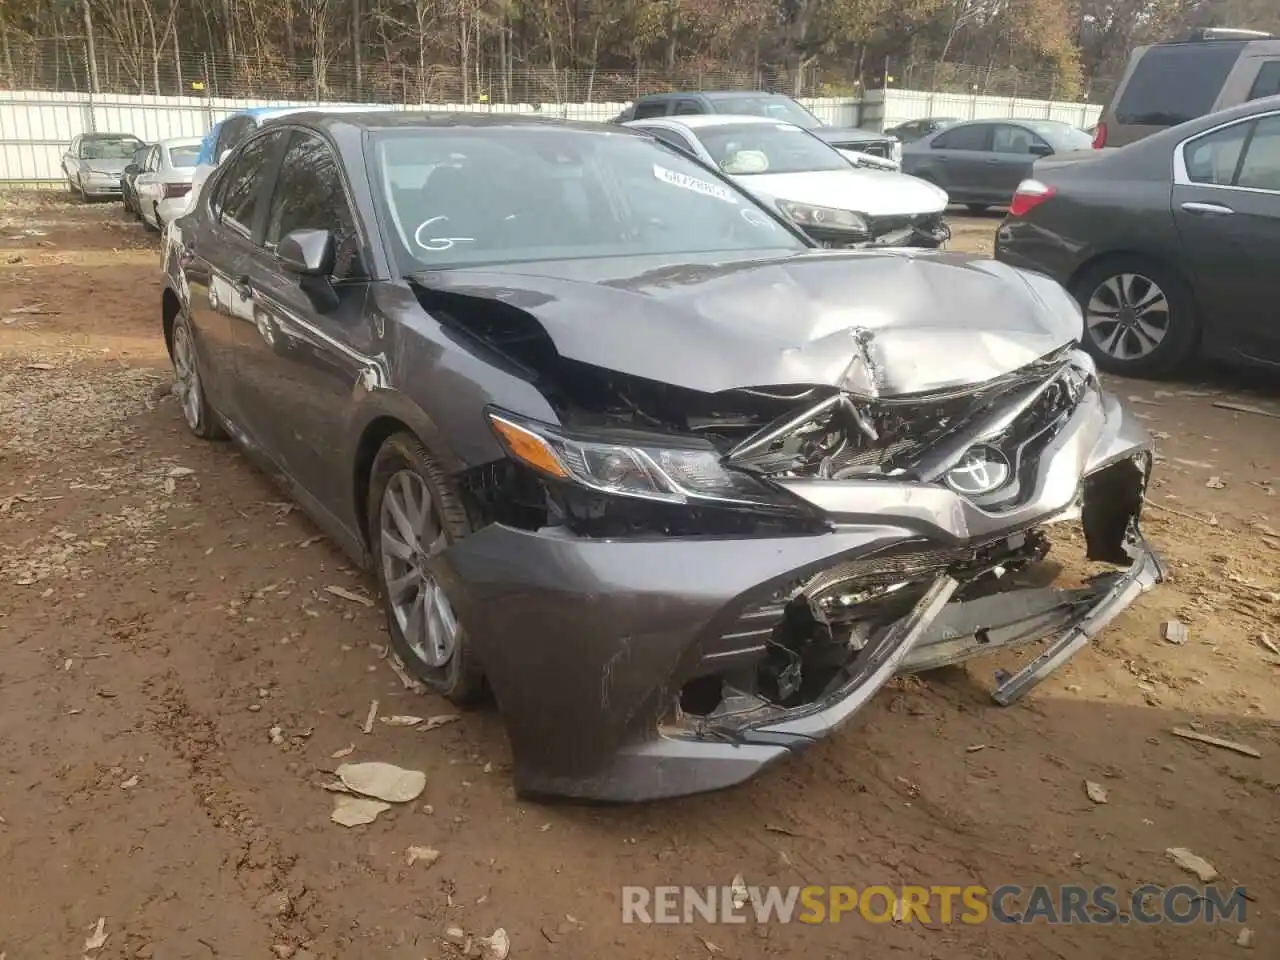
[488,414,569,479]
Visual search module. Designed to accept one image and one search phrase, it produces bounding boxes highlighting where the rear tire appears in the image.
[368,432,485,705]
[170,310,227,440]
[1070,256,1199,378]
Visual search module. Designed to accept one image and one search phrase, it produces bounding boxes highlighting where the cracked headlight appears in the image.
[775,200,870,237]
[487,410,802,510]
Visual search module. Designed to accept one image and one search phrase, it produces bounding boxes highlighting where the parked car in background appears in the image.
[995,95,1280,378]
[884,117,961,143]
[120,144,153,218]
[1093,27,1280,148]
[624,115,949,248]
[902,119,1093,211]
[612,91,901,167]
[132,137,203,231]
[162,110,1161,802]
[62,133,146,201]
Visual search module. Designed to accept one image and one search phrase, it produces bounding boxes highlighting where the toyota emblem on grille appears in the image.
[944,445,1011,496]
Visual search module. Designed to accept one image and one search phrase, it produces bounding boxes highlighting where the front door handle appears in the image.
[984,158,1001,164]
[233,275,254,299]
[1181,201,1234,216]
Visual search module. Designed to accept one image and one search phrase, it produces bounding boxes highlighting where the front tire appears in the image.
[368,433,485,704]
[1071,257,1199,378]
[170,310,227,440]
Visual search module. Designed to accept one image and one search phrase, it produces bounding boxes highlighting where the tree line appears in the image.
[1,0,1277,103]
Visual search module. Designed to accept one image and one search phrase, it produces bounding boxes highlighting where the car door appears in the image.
[1172,110,1280,361]
[988,124,1049,203]
[182,129,290,432]
[230,128,375,517]
[63,136,81,183]
[922,123,994,201]
[134,146,162,219]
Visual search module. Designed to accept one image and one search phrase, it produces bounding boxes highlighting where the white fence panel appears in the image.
[1,88,1102,184]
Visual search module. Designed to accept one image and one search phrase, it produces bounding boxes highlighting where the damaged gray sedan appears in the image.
[161,112,1162,802]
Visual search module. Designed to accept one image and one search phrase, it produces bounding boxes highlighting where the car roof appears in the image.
[638,90,793,100]
[280,110,641,137]
[159,136,203,148]
[83,132,140,139]
[633,114,789,129]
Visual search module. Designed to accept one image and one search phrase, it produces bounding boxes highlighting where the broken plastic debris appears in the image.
[166,466,195,478]
[1084,780,1108,804]
[331,795,391,827]
[696,934,724,955]
[1170,727,1261,758]
[422,714,461,731]
[1167,847,1219,882]
[336,761,426,803]
[324,585,375,607]
[84,917,108,952]
[331,744,355,759]
[1161,620,1188,645]
[120,775,139,790]
[1237,927,1255,948]
[477,928,510,960]
[1205,476,1226,489]
[362,699,379,734]
[406,845,441,868]
[379,715,424,727]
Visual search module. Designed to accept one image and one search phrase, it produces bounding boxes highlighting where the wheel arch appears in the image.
[161,286,182,360]
[349,395,470,555]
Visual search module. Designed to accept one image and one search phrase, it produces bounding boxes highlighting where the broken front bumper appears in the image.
[434,389,1162,802]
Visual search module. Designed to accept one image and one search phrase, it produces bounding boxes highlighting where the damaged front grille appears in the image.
[723,348,1091,512]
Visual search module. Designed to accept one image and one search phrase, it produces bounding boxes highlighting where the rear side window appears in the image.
[633,101,669,120]
[1249,61,1280,101]
[933,125,989,151]
[1115,42,1246,125]
[1237,114,1280,191]
[1185,120,1251,185]
[212,130,287,238]
[674,100,703,115]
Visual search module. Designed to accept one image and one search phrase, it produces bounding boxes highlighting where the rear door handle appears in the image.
[233,275,254,299]
[1181,201,1234,216]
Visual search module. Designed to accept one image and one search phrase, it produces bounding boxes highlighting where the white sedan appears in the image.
[132,136,203,230]
[623,115,950,248]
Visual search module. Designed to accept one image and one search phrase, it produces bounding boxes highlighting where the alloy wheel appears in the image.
[171,320,203,431]
[1085,272,1170,362]
[379,470,459,668]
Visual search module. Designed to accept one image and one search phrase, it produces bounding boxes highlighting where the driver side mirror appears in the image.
[1029,143,1054,158]
[278,228,335,276]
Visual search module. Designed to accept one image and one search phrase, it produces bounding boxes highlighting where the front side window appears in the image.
[992,125,1046,154]
[265,132,364,277]
[212,130,287,239]
[632,101,669,120]
[371,127,805,273]
[693,123,848,175]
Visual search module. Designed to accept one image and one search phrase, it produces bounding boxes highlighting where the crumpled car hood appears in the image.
[413,249,1084,397]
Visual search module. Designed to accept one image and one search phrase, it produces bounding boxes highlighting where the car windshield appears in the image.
[168,145,200,167]
[711,95,823,129]
[693,123,848,176]
[371,127,807,271]
[1022,121,1094,152]
[81,137,142,159]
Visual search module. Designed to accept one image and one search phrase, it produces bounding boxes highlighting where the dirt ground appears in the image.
[1,193,1278,960]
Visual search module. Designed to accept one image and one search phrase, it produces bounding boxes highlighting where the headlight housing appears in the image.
[775,200,870,237]
[486,410,805,511]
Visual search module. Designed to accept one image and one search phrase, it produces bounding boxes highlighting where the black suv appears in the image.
[612,91,899,162]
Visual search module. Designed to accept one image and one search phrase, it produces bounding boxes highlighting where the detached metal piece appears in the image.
[991,533,1164,705]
